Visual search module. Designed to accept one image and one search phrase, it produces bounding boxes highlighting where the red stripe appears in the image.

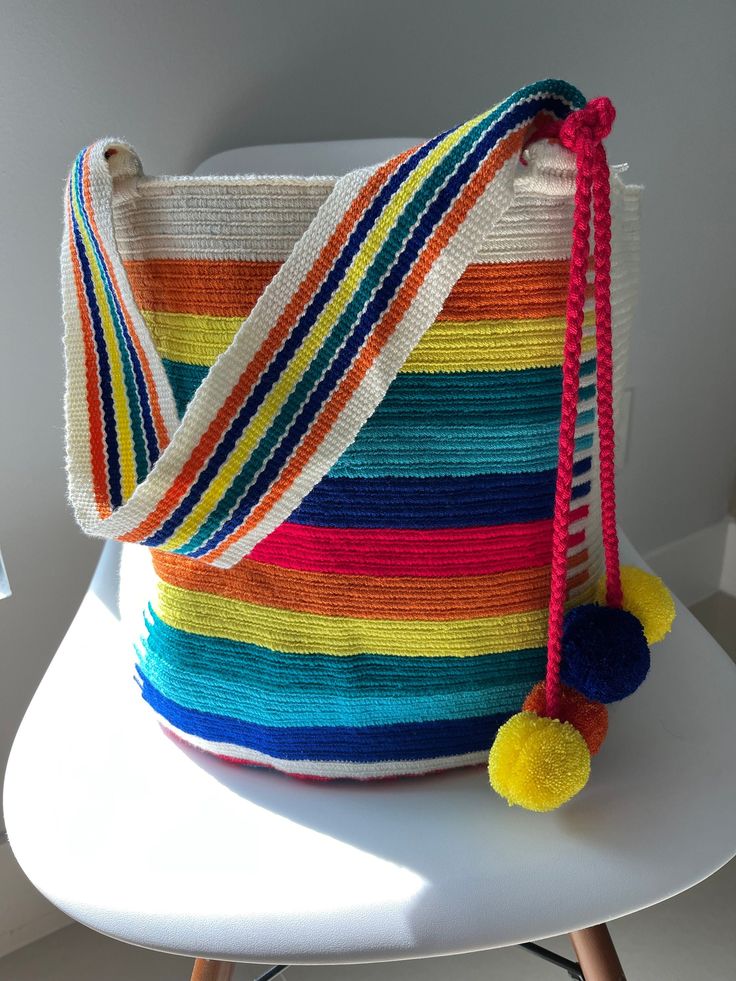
[250,516,587,577]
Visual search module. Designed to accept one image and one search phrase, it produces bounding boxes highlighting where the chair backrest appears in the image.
[192,137,425,179]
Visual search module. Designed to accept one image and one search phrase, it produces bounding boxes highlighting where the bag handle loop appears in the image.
[62,79,587,568]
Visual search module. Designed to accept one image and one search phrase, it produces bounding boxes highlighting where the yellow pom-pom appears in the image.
[488,711,591,812]
[596,566,676,645]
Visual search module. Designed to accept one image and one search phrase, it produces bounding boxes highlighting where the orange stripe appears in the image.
[152,550,590,620]
[207,129,528,561]
[568,548,589,570]
[123,257,579,322]
[153,550,550,619]
[121,147,415,543]
[438,260,575,320]
[123,259,281,317]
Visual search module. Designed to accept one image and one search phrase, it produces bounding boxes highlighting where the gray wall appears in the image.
[1,0,735,796]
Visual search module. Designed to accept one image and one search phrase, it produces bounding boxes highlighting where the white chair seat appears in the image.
[5,141,736,967]
[4,534,736,966]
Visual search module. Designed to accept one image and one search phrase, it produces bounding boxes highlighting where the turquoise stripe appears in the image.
[138,610,546,727]
[330,410,596,477]
[162,357,598,477]
[162,358,204,416]
[371,374,596,424]
[162,358,598,420]
[139,671,516,762]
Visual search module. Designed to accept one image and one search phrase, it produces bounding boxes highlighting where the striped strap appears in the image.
[62,78,586,569]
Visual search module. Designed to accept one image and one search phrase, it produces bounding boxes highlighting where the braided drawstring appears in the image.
[531,97,621,719]
[490,94,675,812]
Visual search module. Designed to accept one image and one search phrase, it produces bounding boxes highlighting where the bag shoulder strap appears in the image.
[62,78,585,568]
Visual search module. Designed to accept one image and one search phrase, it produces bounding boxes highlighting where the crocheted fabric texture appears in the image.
[107,144,640,778]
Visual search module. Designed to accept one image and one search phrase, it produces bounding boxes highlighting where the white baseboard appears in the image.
[644,519,730,607]
[720,520,736,597]
[0,840,70,959]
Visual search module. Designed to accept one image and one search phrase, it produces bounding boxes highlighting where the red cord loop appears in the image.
[542,96,622,719]
[559,97,616,150]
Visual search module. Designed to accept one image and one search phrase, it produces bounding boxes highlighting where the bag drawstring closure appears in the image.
[537,97,622,720]
[488,98,675,812]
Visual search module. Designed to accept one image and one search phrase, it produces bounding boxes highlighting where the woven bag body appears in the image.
[62,82,642,780]
[103,144,640,779]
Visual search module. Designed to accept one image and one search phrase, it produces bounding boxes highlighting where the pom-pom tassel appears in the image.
[561,604,650,703]
[488,711,591,812]
[487,99,666,813]
[523,681,608,754]
[595,565,675,645]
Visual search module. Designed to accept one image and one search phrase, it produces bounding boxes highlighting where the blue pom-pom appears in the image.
[561,604,650,704]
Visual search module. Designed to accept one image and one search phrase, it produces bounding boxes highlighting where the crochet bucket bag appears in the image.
[61,79,675,812]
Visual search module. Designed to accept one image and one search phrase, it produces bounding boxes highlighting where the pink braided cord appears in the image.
[534,97,622,718]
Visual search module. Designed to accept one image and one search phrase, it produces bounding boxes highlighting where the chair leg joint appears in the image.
[520,941,584,979]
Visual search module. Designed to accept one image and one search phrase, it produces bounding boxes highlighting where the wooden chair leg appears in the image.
[569,923,626,981]
[190,958,235,981]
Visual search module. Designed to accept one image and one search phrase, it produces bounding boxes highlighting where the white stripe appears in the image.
[156,715,489,779]
[112,178,579,264]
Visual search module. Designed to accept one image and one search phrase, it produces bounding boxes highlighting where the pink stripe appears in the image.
[250,511,588,577]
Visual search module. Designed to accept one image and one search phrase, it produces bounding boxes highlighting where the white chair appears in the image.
[5,140,736,981]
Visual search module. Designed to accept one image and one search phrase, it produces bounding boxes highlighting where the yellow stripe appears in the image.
[402,312,596,372]
[155,581,549,656]
[144,310,596,373]
[161,115,481,551]
[73,195,137,501]
[143,311,238,366]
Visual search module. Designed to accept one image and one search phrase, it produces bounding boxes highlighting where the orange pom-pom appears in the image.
[523,681,608,755]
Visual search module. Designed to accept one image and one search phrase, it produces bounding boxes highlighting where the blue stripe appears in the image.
[138,669,515,762]
[289,470,592,529]
[185,90,578,558]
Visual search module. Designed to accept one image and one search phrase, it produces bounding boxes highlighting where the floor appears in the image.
[690,591,736,659]
[1,593,733,980]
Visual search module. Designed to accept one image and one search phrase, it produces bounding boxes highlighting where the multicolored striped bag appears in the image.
[61,79,674,811]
